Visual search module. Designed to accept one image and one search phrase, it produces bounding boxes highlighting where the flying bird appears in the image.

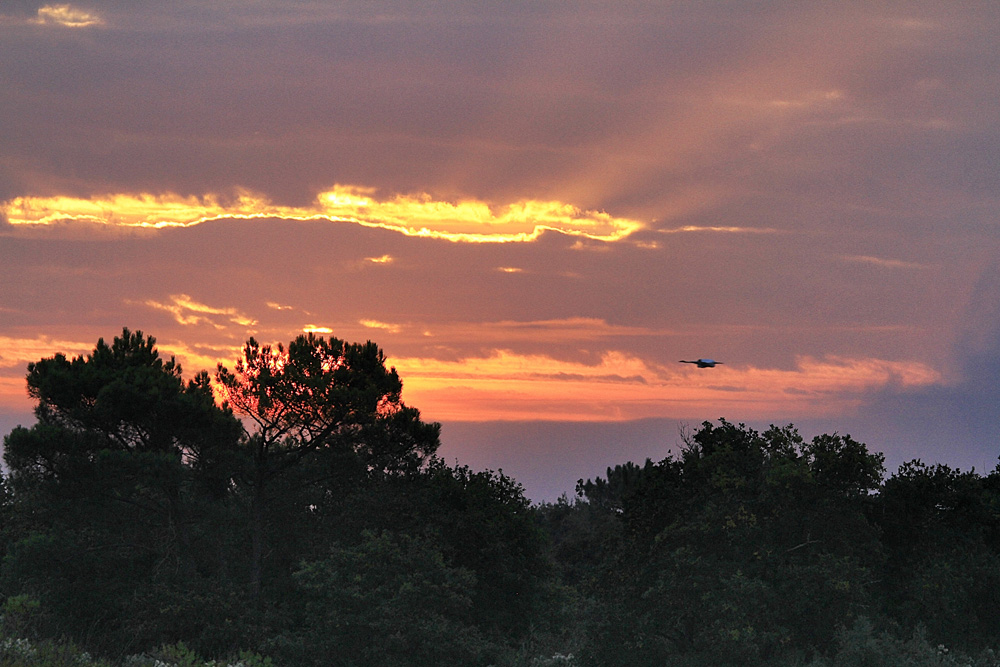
[680,359,723,368]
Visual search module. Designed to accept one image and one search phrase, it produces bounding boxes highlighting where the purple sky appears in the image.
[2,2,1000,500]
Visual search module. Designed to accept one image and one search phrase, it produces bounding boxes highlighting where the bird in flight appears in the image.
[680,359,723,368]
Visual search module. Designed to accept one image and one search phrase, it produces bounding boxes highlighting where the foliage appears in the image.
[277,529,484,666]
[121,642,272,667]
[806,616,1000,667]
[1,329,247,657]
[875,460,1000,651]
[5,332,1000,665]
[214,333,442,603]
[576,421,886,666]
[215,334,440,477]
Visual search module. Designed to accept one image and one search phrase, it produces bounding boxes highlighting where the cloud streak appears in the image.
[842,255,928,270]
[140,295,257,329]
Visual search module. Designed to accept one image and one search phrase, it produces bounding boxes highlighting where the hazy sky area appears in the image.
[3,1,1000,500]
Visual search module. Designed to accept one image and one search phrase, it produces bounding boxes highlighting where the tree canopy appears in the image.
[213,333,442,603]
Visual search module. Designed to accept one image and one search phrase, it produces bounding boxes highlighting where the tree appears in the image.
[284,529,485,667]
[4,327,242,549]
[579,421,885,666]
[214,333,441,602]
[875,460,1000,650]
[577,460,658,514]
[1,329,244,656]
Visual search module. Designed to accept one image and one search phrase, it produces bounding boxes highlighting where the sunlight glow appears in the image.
[2,185,644,243]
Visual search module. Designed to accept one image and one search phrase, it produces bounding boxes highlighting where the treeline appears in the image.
[2,330,1000,666]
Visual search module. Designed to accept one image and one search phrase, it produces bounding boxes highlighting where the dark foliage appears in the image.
[4,333,1000,666]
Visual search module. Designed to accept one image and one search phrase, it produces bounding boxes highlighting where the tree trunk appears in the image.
[250,475,265,606]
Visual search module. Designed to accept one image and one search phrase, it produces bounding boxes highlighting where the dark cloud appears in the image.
[7,2,981,209]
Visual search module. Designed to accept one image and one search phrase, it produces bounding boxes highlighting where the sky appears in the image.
[2,1,1000,501]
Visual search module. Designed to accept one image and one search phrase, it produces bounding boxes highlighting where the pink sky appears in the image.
[3,2,1000,499]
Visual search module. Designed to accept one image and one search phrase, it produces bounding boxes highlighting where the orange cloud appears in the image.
[0,335,95,369]
[0,377,32,412]
[0,329,946,428]
[393,351,943,422]
[2,186,644,243]
[0,334,240,376]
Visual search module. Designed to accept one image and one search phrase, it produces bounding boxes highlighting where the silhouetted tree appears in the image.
[579,420,885,666]
[215,334,440,602]
[875,460,1000,651]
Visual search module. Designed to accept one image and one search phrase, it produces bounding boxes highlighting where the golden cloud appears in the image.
[1,185,643,243]
[32,4,103,27]
[360,319,402,334]
[141,294,257,329]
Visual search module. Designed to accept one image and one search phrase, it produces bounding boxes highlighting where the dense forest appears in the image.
[3,329,1000,666]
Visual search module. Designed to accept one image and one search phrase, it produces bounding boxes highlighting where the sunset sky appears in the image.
[3,1,1000,500]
